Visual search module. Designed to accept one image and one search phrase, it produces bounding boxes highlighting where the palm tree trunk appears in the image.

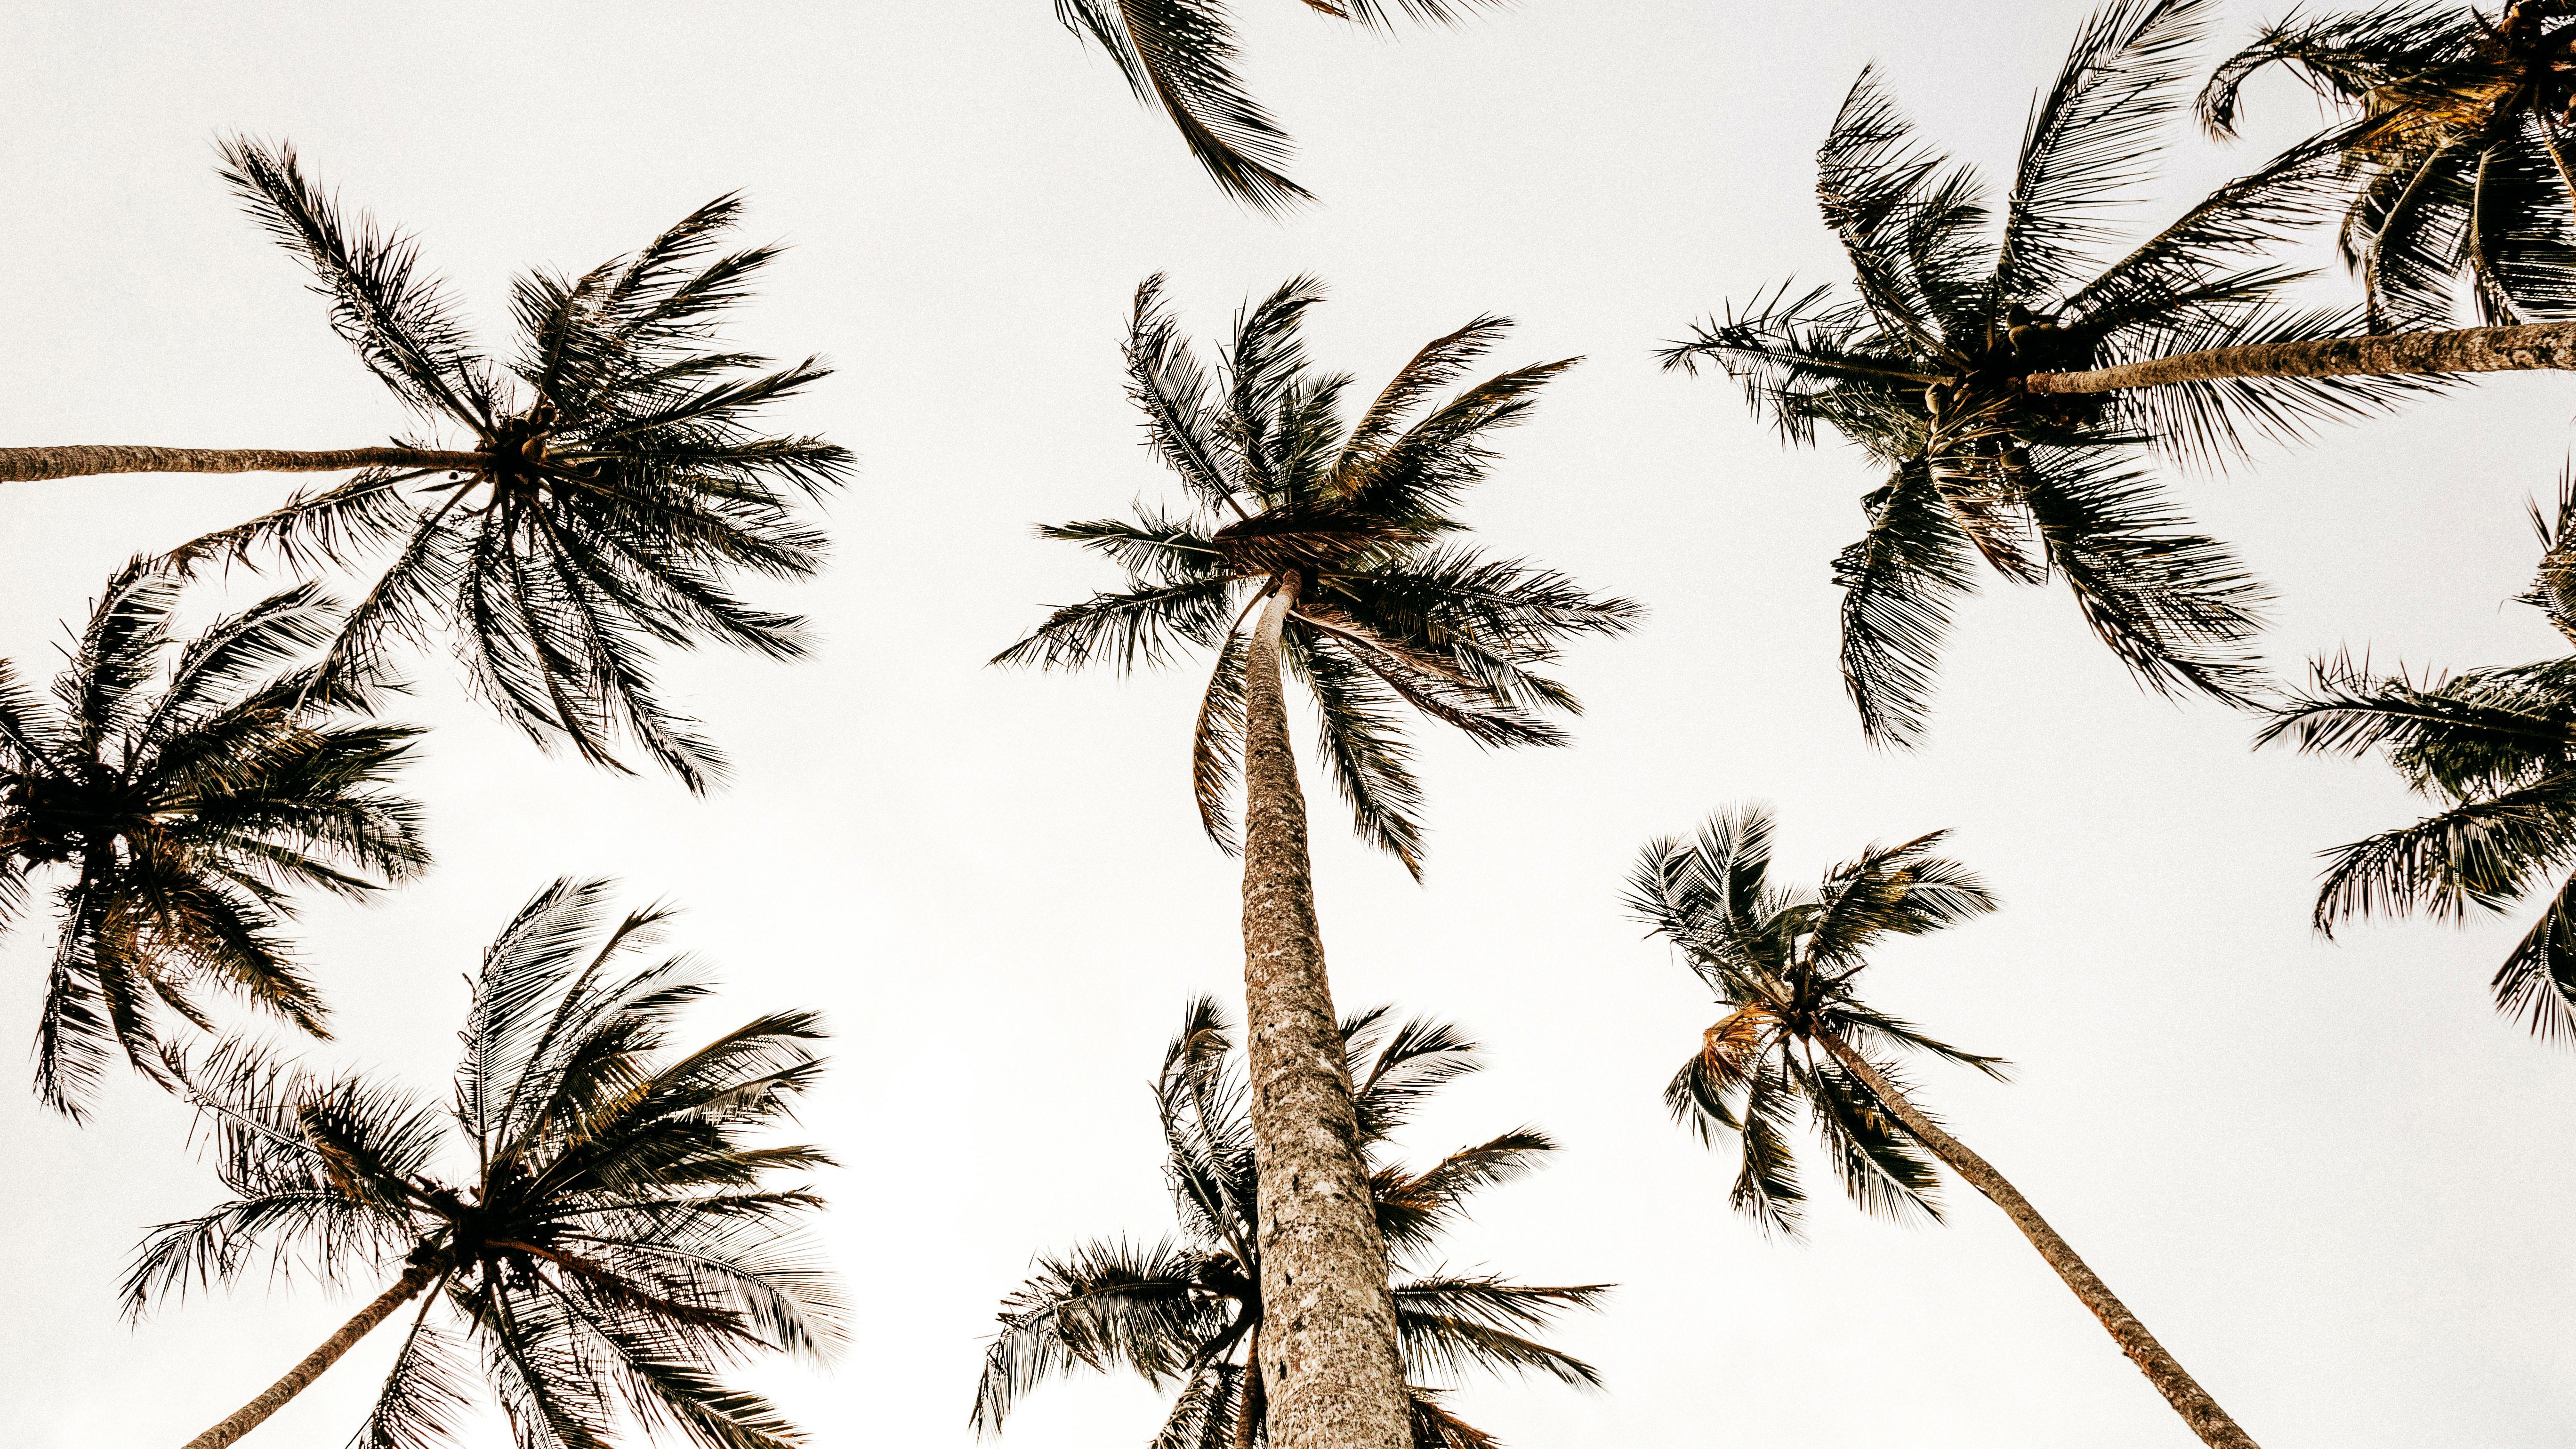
[0,444,481,483]
[1239,577,1411,1449]
[1233,1349,1266,1449]
[180,1258,441,1449]
[2020,318,2576,394]
[1819,1034,2259,1449]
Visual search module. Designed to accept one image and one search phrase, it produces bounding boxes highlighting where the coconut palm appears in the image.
[128,877,843,1449]
[2199,0,2576,330]
[995,275,1634,1449]
[0,138,850,792]
[0,559,427,1117]
[1055,0,1505,212]
[1627,806,2261,1449]
[1662,0,2437,746]
[974,996,1605,1449]
[2258,470,2576,1038]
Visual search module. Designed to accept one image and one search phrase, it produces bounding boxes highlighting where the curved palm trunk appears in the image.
[180,1259,440,1449]
[2021,318,2576,394]
[0,444,479,483]
[1820,1035,2259,1449]
[1239,579,1411,1449]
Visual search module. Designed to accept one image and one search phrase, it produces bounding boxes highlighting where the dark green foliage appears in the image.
[1666,0,2423,745]
[1627,806,2004,1236]
[125,879,844,1448]
[1054,0,1507,211]
[2199,0,2576,329]
[972,997,1605,1447]
[996,276,1637,877]
[0,560,427,1116]
[170,139,849,792]
[2261,471,2576,1038]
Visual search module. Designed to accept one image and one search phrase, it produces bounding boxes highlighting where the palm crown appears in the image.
[1626,806,2003,1235]
[1055,0,1506,211]
[995,275,1638,875]
[1665,0,2416,745]
[2261,471,2576,1039]
[0,560,427,1116]
[2199,0,2576,330]
[129,878,844,1449]
[973,996,1606,1449]
[170,139,850,792]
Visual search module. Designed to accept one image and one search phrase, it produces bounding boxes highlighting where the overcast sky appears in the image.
[3,2,2569,1446]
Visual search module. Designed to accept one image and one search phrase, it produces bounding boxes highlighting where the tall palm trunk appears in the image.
[181,1258,442,1449]
[1233,1348,1266,1449]
[2021,317,2576,394]
[1820,1034,2260,1449]
[0,444,479,483]
[1238,576,1411,1449]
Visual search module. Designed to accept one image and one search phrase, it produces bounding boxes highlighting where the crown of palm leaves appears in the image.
[973,996,1606,1449]
[1626,806,2005,1235]
[0,559,427,1117]
[1665,0,2426,746]
[2199,0,2576,330]
[995,275,1637,877]
[126,878,845,1449]
[167,139,850,792]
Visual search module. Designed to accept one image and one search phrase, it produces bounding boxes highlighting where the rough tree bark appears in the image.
[2021,318,2576,394]
[1238,577,1411,1449]
[0,444,481,483]
[1820,1034,2261,1449]
[181,1257,443,1449]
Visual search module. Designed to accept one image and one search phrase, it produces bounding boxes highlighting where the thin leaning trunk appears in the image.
[0,444,481,484]
[181,1258,441,1449]
[2020,318,2576,394]
[1820,1035,2260,1449]
[1238,578,1411,1449]
[1232,1344,1265,1449]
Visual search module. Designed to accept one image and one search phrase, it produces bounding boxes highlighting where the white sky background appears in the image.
[1,0,2569,1444]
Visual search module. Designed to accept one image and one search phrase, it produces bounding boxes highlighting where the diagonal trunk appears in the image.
[1819,1033,2260,1449]
[0,444,480,484]
[181,1257,442,1449]
[1239,577,1411,1449]
[1233,1342,1265,1449]
[2020,318,2576,394]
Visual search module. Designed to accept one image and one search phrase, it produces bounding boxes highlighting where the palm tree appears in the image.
[0,559,427,1117]
[2258,469,2576,1039]
[1627,806,2262,1449]
[0,138,851,791]
[996,275,1634,1449]
[2198,0,2576,330]
[974,996,1605,1449]
[127,877,844,1449]
[1054,0,1504,212]
[1663,0,2431,746]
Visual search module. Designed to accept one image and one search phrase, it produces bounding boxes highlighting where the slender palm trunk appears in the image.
[0,444,480,483]
[1239,578,1411,1449]
[1233,1347,1266,1449]
[180,1259,441,1449]
[2020,317,2576,394]
[1820,1034,2259,1449]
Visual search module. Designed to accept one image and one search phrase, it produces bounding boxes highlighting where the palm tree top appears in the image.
[2198,0,2576,330]
[995,274,1638,875]
[128,877,845,1448]
[974,995,1606,1446]
[1,559,427,1115]
[164,137,850,792]
[1627,805,2004,1234]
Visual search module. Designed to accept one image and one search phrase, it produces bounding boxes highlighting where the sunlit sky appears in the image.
[4,2,2569,1445]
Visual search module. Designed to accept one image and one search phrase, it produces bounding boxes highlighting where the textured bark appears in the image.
[2021,318,2576,394]
[0,444,481,483]
[1233,1348,1265,1449]
[181,1260,439,1449]
[1822,1035,2260,1449]
[1240,579,1411,1449]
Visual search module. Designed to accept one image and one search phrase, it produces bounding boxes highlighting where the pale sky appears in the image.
[3,2,2569,1446]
